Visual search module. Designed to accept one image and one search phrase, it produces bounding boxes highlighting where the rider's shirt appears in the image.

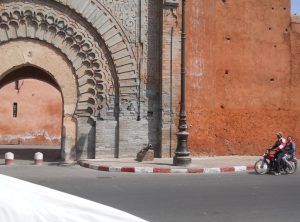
[272,138,287,151]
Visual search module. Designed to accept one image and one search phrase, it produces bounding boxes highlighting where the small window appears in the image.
[13,102,17,118]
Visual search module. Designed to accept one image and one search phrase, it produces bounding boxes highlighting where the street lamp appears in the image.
[173,0,191,166]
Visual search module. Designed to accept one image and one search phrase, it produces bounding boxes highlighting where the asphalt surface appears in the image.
[1,164,300,222]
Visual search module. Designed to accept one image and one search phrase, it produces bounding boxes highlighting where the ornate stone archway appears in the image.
[0,0,142,159]
[0,1,115,117]
[0,0,138,158]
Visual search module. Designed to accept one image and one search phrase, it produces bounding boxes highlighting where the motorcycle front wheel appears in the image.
[254,159,269,175]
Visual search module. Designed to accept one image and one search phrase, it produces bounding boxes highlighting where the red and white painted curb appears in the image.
[79,162,255,174]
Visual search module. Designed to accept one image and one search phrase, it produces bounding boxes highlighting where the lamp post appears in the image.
[173,0,191,166]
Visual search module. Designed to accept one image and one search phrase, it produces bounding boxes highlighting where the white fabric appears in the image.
[279,138,287,150]
[0,174,147,222]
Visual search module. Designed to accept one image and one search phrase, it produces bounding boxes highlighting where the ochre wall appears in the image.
[186,0,297,156]
[0,79,62,145]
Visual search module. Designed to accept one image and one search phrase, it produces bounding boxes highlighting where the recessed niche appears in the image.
[220,105,225,109]
[270,78,275,82]
[225,70,229,74]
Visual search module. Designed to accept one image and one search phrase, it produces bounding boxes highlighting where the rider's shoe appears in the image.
[274,172,281,176]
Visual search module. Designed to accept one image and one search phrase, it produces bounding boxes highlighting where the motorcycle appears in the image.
[254,148,297,175]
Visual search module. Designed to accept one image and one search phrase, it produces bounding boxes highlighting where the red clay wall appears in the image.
[0,79,62,145]
[186,0,296,156]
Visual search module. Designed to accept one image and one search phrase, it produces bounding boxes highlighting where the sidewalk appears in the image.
[78,156,259,174]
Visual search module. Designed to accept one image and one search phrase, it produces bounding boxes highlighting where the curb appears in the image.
[78,162,255,174]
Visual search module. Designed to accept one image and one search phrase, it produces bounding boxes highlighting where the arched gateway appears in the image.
[0,0,139,160]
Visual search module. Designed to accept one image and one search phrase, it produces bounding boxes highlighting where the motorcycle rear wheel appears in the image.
[254,159,269,175]
[284,161,296,174]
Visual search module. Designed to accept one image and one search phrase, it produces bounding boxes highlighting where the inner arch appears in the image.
[0,40,78,161]
[0,66,59,90]
[0,66,63,160]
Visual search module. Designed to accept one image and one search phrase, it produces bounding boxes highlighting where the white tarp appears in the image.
[0,174,148,222]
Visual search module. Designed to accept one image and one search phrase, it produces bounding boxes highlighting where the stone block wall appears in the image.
[160,1,182,157]
[77,117,95,159]
[96,120,118,158]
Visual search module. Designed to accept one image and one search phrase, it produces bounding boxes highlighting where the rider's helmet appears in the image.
[276,132,283,138]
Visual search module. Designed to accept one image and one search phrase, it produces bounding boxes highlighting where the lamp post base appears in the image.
[173,156,192,166]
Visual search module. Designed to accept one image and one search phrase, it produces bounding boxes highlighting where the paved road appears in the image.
[1,164,300,222]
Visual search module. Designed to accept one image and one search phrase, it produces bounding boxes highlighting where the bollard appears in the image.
[5,152,14,165]
[34,152,43,165]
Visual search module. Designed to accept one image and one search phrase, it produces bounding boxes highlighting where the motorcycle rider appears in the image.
[285,136,296,156]
[280,136,297,172]
[270,132,287,175]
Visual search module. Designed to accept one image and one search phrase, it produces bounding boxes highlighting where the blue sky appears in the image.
[291,0,300,15]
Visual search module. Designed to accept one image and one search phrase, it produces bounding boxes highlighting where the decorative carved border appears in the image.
[53,0,139,115]
[98,0,138,44]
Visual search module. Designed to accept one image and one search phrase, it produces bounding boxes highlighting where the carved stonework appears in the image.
[52,0,140,118]
[0,1,116,118]
[98,0,138,43]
